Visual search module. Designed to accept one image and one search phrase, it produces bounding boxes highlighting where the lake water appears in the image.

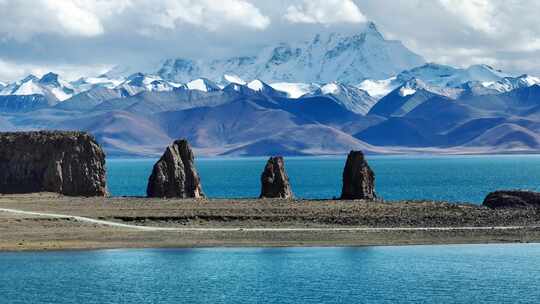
[108,155,540,203]
[2,244,540,304]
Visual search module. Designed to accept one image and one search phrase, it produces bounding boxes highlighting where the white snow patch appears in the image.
[269,82,316,98]
[50,88,71,101]
[168,81,184,88]
[399,87,416,97]
[321,82,340,95]
[13,81,46,96]
[187,79,209,92]
[358,77,397,98]
[247,80,264,91]
[523,75,540,86]
[224,74,246,85]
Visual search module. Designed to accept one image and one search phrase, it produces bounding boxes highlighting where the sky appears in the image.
[0,0,539,82]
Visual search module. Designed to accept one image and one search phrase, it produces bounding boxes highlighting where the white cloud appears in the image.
[145,0,270,31]
[438,0,496,34]
[0,0,131,40]
[0,58,111,82]
[2,0,540,79]
[285,0,366,24]
[0,0,269,41]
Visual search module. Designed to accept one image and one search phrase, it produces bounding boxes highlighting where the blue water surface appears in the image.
[107,155,540,203]
[1,244,540,304]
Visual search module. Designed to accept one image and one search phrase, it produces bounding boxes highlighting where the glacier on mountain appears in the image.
[156,22,425,84]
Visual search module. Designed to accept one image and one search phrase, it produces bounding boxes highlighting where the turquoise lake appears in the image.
[107,155,540,203]
[2,244,540,304]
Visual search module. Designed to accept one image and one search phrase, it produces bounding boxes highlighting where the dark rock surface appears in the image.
[259,156,293,199]
[483,190,540,209]
[340,150,376,200]
[147,139,205,198]
[0,131,107,196]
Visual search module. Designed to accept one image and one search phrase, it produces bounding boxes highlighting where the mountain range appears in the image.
[1,22,540,157]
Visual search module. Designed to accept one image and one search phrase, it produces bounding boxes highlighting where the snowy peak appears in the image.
[384,78,462,101]
[39,72,61,86]
[321,82,341,95]
[156,22,425,84]
[396,63,509,88]
[38,72,75,101]
[305,82,377,115]
[71,75,124,91]
[0,72,75,101]
[484,74,540,92]
[116,73,178,95]
[357,77,399,99]
[0,74,45,97]
[268,82,319,98]
[222,74,246,85]
[247,79,265,91]
[186,78,220,92]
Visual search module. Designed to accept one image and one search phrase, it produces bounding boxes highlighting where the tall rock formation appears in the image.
[0,131,107,196]
[147,139,205,198]
[340,151,376,200]
[260,156,294,199]
[483,190,540,209]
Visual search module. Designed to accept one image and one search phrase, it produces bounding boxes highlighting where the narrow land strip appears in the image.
[1,207,539,232]
[2,194,540,251]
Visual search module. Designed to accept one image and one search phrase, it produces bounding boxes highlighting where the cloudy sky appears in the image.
[0,0,539,82]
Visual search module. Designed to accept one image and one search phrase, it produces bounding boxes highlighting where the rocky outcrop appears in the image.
[259,156,293,199]
[340,151,376,200]
[147,139,205,198]
[483,190,540,209]
[0,131,107,196]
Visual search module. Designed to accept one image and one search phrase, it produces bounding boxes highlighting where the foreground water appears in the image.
[108,155,540,203]
[1,244,540,304]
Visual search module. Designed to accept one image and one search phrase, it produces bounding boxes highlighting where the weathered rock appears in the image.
[147,139,204,198]
[0,131,107,196]
[483,190,540,209]
[259,156,294,199]
[340,150,376,200]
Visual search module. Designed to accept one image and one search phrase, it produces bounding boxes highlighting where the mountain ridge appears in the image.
[1,22,540,156]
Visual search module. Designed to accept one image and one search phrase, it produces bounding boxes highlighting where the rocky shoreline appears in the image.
[1,193,540,251]
[1,132,540,251]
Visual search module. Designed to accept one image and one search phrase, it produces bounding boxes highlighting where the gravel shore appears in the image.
[1,193,540,251]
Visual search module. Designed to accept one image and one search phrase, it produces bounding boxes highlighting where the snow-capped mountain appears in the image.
[157,22,425,84]
[0,81,6,90]
[356,63,510,99]
[220,74,247,86]
[396,63,508,88]
[38,72,76,101]
[0,74,65,104]
[71,75,124,92]
[185,78,221,92]
[304,82,377,115]
[0,75,43,96]
[484,74,540,92]
[115,73,179,96]
[368,78,462,117]
[269,82,320,98]
[357,77,399,99]
[0,73,76,102]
